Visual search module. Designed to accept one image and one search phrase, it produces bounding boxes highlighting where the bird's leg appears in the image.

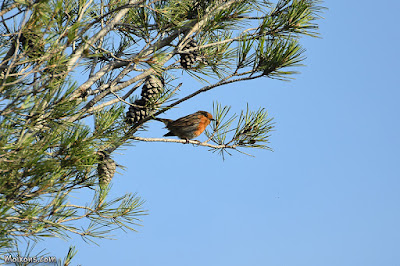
[184,138,189,144]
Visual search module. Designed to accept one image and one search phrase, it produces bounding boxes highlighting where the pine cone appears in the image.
[125,75,165,125]
[179,38,200,69]
[141,75,164,102]
[97,152,116,188]
[125,99,149,124]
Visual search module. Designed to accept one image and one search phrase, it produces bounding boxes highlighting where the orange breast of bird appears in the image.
[194,115,211,137]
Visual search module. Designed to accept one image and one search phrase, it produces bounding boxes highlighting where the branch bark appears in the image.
[131,136,237,150]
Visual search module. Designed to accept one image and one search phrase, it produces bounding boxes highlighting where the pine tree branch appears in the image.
[79,79,146,118]
[105,69,263,155]
[67,0,146,73]
[67,69,152,122]
[130,136,238,150]
[72,64,114,99]
[109,90,140,108]
[69,39,179,122]
[70,26,182,102]
[164,72,264,111]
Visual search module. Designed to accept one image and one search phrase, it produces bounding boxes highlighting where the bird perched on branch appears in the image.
[155,111,214,142]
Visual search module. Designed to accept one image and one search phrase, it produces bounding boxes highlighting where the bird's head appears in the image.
[197,111,215,121]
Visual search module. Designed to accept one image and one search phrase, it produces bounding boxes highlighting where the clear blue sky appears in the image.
[32,1,400,265]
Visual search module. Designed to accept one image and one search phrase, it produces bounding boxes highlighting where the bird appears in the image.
[155,111,214,142]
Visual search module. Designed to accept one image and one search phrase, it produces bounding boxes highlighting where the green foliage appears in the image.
[94,104,126,143]
[260,0,325,37]
[58,246,78,266]
[255,37,306,79]
[205,102,274,158]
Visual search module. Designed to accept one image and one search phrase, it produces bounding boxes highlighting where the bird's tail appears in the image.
[163,131,174,137]
[154,117,173,126]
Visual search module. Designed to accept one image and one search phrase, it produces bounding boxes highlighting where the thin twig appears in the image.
[110,90,141,107]
[131,136,237,150]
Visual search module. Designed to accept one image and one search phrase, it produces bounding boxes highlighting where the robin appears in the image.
[155,111,214,142]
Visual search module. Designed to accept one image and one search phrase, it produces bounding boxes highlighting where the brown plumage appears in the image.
[155,111,214,141]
